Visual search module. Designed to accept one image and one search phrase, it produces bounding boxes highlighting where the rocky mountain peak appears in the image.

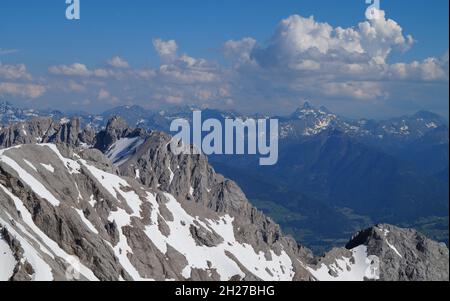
[105,115,130,131]
[292,101,314,116]
[0,100,13,111]
[301,101,313,110]
[343,224,449,281]
[413,110,444,121]
[94,117,147,153]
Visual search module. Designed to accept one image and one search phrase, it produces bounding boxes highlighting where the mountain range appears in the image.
[1,100,448,254]
[0,116,448,281]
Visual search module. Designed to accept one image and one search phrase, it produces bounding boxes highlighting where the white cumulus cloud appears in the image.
[49,63,92,77]
[0,63,32,80]
[107,56,130,69]
[153,39,178,62]
[0,82,46,99]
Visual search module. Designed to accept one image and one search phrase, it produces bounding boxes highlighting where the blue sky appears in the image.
[1,0,449,118]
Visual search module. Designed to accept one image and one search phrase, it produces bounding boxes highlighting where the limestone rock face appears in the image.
[0,117,86,149]
[345,224,449,281]
[0,117,448,281]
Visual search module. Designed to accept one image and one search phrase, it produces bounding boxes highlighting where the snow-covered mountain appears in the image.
[279,102,342,138]
[0,101,40,125]
[1,102,448,254]
[0,117,448,281]
[2,101,447,143]
[0,101,64,126]
[278,102,449,143]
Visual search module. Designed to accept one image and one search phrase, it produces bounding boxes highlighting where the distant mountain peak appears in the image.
[302,101,313,110]
[0,100,17,112]
[0,99,12,106]
[413,110,442,120]
[104,104,145,113]
[105,115,130,132]
[291,102,316,117]
[319,105,332,114]
[291,102,333,117]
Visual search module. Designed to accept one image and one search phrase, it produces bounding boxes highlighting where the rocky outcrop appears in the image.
[0,117,90,149]
[303,224,449,281]
[345,224,449,281]
[93,116,147,153]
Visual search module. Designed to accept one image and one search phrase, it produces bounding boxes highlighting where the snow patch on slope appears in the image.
[23,159,37,172]
[306,246,379,281]
[0,155,61,206]
[168,165,174,184]
[0,184,99,281]
[0,216,54,281]
[89,195,97,208]
[106,137,144,166]
[81,161,142,215]
[386,241,403,258]
[40,163,55,173]
[106,208,145,280]
[379,227,402,258]
[0,233,16,281]
[144,193,294,281]
[74,209,99,234]
[80,160,152,280]
[43,144,81,174]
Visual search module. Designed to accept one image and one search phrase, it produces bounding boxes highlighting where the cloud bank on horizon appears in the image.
[0,7,448,119]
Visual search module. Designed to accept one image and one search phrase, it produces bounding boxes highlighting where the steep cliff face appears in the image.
[0,117,94,149]
[0,117,448,281]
